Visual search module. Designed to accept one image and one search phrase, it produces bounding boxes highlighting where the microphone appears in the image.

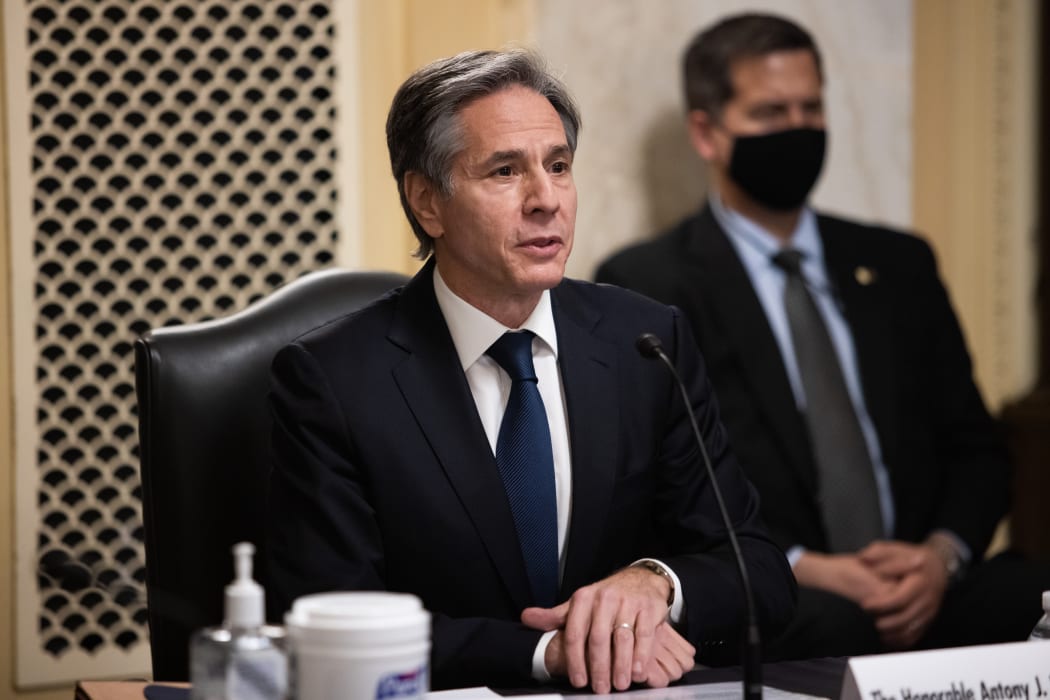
[636,332,762,700]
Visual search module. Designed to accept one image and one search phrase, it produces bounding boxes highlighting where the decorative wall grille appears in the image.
[12,0,340,685]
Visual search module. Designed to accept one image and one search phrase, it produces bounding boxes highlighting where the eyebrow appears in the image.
[479,144,573,169]
[750,96,824,109]
[547,144,573,161]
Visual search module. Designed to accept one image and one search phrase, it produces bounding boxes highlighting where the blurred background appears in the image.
[0,0,1044,696]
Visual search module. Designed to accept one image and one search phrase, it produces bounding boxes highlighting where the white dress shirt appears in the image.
[432,268,683,679]
[433,269,574,563]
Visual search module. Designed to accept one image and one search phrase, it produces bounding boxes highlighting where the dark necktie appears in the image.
[486,331,559,607]
[772,249,884,552]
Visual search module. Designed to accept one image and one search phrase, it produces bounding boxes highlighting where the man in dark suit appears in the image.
[597,13,1047,659]
[266,49,795,692]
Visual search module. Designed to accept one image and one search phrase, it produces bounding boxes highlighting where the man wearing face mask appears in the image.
[597,12,1049,659]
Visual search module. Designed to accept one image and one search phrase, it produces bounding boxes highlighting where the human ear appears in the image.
[404,171,445,240]
[686,109,721,162]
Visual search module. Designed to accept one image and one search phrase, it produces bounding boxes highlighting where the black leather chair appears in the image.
[134,268,409,681]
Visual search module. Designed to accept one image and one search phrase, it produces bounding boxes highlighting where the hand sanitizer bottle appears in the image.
[190,542,287,699]
[1030,591,1050,640]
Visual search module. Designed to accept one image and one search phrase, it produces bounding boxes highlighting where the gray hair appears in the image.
[386,49,581,259]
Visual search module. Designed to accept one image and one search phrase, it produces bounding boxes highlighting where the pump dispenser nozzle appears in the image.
[224,542,264,628]
[191,541,285,698]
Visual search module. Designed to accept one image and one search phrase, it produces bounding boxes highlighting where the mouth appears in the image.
[519,236,563,252]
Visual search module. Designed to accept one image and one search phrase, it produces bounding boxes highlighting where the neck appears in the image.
[437,268,542,329]
[471,296,540,330]
[718,177,803,243]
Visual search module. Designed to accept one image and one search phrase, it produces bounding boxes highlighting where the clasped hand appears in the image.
[521,566,695,693]
[857,540,949,648]
[796,540,949,650]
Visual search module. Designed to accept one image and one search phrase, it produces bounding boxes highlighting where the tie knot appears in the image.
[772,248,805,275]
[487,331,537,382]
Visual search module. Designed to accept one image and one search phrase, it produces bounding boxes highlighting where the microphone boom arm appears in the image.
[637,333,762,700]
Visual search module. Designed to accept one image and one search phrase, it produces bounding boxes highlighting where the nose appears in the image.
[787,103,824,130]
[523,170,559,214]
[787,105,808,129]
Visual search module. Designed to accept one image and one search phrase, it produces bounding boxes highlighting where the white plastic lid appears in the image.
[224,542,264,628]
[285,592,430,650]
[1043,590,1050,612]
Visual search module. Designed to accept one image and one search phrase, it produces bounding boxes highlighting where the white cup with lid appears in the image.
[285,591,431,700]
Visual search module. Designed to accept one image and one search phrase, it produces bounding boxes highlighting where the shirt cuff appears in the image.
[531,629,557,681]
[931,529,972,565]
[786,545,805,569]
[631,558,684,625]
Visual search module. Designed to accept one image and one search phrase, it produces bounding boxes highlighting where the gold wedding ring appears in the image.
[616,622,634,633]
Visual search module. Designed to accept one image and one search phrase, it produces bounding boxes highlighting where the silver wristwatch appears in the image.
[633,560,675,606]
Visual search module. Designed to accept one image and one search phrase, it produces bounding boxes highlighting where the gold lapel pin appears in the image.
[854,266,876,286]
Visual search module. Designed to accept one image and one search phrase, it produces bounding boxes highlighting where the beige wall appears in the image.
[1,0,66,694]
[354,0,533,276]
[913,0,1039,409]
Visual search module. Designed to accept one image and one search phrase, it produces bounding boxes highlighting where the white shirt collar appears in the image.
[433,265,559,371]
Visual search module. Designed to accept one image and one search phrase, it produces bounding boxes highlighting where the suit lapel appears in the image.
[687,207,818,491]
[550,284,619,597]
[387,262,533,610]
[819,219,899,478]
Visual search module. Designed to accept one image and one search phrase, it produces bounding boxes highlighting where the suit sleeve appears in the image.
[650,309,797,660]
[595,248,667,302]
[265,342,543,690]
[909,241,1010,558]
[594,257,627,287]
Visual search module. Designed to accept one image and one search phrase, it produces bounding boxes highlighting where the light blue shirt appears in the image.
[709,195,895,563]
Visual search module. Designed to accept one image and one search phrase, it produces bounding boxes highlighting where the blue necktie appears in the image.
[486,331,559,607]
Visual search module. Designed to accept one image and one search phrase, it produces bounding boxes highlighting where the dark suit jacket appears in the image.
[266,259,795,689]
[596,205,1010,558]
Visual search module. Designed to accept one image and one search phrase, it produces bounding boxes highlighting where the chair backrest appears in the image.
[134,268,408,681]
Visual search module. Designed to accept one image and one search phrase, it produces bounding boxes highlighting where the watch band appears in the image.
[633,560,675,606]
[926,534,965,585]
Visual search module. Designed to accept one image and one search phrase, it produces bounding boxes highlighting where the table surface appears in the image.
[75,681,188,700]
[685,657,847,698]
[497,657,847,696]
[75,658,847,699]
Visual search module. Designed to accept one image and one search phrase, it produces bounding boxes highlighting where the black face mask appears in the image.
[727,127,827,211]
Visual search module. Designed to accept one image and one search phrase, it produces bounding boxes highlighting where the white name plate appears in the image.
[842,642,1050,700]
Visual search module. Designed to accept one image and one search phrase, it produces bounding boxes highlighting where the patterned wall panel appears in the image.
[10,0,339,685]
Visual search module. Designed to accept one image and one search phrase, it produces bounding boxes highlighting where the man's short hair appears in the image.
[683,13,823,117]
[386,49,581,259]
